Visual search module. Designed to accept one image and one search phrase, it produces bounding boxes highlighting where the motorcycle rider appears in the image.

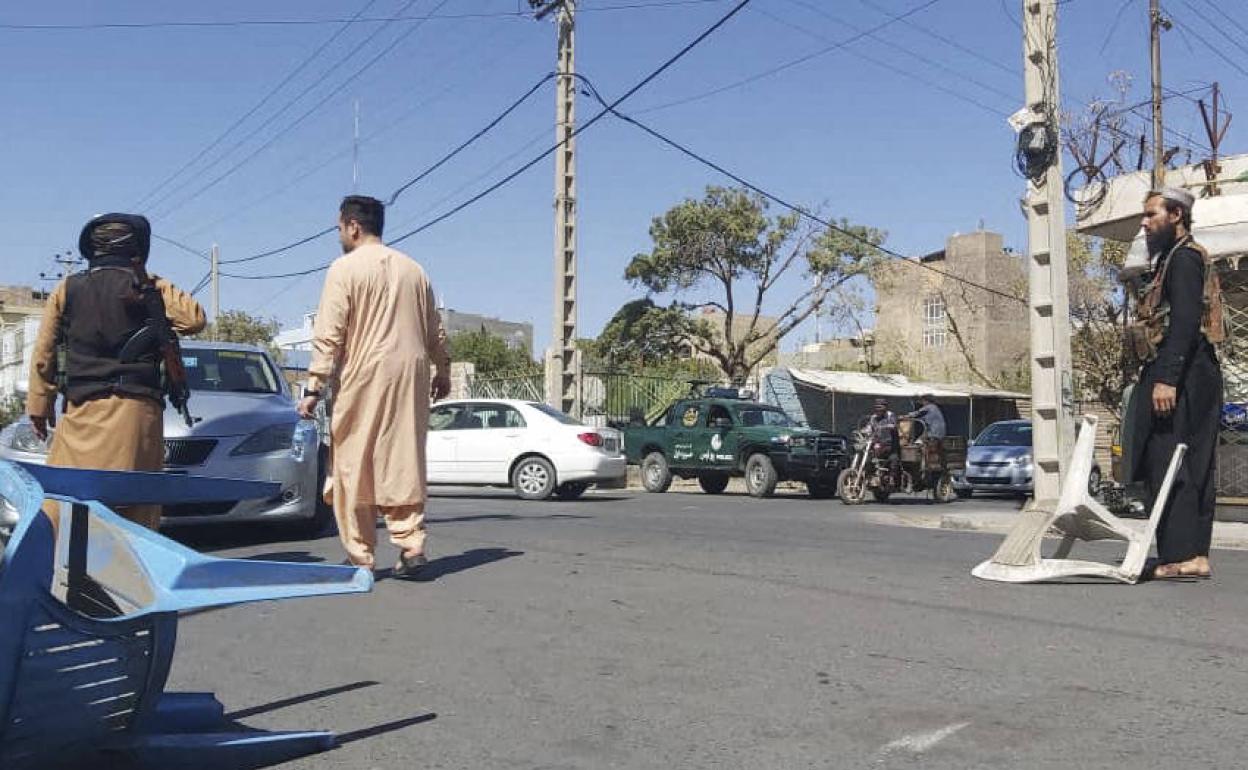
[906,394,947,443]
[867,398,901,481]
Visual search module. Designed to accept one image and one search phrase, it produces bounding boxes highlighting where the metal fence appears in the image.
[465,368,545,403]
[1218,261,1248,501]
[465,367,696,426]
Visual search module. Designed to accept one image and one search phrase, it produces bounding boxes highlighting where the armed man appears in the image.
[25,213,206,529]
[1127,187,1223,580]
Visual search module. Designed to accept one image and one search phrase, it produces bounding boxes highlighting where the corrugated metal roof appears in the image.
[782,368,1027,400]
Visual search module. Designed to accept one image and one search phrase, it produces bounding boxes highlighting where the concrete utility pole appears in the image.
[536,0,579,415]
[210,243,220,339]
[1149,0,1169,188]
[1021,0,1075,504]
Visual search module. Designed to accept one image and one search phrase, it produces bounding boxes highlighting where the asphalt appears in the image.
[145,485,1248,769]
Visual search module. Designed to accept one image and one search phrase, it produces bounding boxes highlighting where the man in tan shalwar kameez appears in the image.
[27,213,206,529]
[297,196,450,576]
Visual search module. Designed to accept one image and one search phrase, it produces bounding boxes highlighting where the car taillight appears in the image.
[577,432,603,447]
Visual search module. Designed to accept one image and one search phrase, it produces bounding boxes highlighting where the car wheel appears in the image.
[933,472,958,503]
[641,452,672,493]
[744,453,778,498]
[555,482,589,501]
[838,468,867,505]
[871,488,891,503]
[699,473,730,494]
[513,456,557,500]
[1087,466,1102,498]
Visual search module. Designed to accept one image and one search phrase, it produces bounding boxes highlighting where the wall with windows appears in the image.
[871,230,1028,385]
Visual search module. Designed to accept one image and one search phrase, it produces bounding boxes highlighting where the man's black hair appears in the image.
[340,195,385,237]
[1159,196,1193,230]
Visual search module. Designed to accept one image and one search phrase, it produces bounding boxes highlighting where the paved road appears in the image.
[168,488,1248,769]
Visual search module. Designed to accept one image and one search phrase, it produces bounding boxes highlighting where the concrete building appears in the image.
[274,307,534,355]
[871,230,1028,387]
[777,338,871,371]
[0,286,49,402]
[692,307,780,381]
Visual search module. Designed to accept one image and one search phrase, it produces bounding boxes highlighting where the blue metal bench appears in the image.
[0,460,372,769]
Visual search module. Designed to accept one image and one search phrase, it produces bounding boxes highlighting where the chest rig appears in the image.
[1125,234,1225,365]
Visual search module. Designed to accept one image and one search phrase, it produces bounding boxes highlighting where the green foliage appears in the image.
[448,328,537,375]
[0,394,24,429]
[1067,232,1130,417]
[193,310,283,360]
[624,185,886,384]
[585,298,694,368]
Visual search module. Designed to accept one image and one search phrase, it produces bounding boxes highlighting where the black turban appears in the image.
[78,213,151,263]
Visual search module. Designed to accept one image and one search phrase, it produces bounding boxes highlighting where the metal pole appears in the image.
[1149,0,1166,189]
[210,243,220,340]
[551,0,579,415]
[1021,0,1075,504]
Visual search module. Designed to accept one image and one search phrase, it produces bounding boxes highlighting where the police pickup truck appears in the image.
[623,389,849,498]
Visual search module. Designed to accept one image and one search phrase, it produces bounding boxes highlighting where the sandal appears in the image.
[1151,561,1212,580]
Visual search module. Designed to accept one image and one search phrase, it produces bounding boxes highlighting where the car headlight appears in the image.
[1013,454,1032,466]
[770,434,791,445]
[231,422,299,457]
[7,423,49,455]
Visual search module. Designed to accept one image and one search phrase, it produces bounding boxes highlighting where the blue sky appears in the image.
[1,0,1243,353]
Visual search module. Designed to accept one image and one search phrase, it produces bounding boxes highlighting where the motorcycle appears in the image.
[837,416,962,504]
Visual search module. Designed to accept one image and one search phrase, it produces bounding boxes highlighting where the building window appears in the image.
[922,295,946,349]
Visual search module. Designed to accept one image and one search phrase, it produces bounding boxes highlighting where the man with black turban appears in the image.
[25,213,206,529]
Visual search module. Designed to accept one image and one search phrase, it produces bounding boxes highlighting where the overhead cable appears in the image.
[221,0,757,281]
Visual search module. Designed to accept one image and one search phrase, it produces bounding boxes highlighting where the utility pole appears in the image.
[353,98,361,193]
[532,0,578,415]
[1020,0,1075,504]
[1149,0,1170,188]
[210,243,220,340]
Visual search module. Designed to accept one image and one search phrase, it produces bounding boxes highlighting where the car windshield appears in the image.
[976,423,1032,447]
[737,407,795,428]
[528,402,582,425]
[182,348,280,394]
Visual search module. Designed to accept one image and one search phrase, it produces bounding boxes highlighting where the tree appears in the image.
[1067,232,1129,417]
[0,394,23,429]
[625,186,886,384]
[193,310,282,359]
[448,328,537,375]
[587,298,693,368]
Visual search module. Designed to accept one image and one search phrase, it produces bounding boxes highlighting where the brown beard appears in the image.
[1146,221,1177,257]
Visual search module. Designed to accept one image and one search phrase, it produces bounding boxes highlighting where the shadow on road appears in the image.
[224,680,380,720]
[240,550,327,564]
[377,547,523,583]
[430,513,592,523]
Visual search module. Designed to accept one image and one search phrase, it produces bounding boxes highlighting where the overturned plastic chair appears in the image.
[972,414,1186,584]
[0,461,372,770]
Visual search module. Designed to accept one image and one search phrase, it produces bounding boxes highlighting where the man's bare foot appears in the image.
[1153,557,1211,579]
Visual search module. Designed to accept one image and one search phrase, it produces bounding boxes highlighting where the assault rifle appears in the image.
[120,262,195,427]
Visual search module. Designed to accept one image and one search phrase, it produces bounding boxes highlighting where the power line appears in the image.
[0,1,724,30]
[178,21,527,241]
[576,74,1027,307]
[632,0,944,116]
[218,71,555,265]
[132,0,379,210]
[758,3,1014,114]
[1165,6,1248,79]
[152,233,211,262]
[1176,0,1248,61]
[1195,0,1248,39]
[147,0,435,220]
[222,0,757,281]
[851,0,1016,76]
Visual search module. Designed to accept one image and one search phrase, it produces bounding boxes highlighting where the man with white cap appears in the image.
[1128,186,1223,579]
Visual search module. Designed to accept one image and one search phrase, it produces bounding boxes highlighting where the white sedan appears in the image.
[427,399,627,500]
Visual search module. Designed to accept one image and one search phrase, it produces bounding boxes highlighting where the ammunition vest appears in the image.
[1126,235,1225,366]
[62,266,163,405]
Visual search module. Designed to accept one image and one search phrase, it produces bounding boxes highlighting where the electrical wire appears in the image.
[218,71,555,265]
[152,233,211,262]
[221,0,757,281]
[851,0,1015,76]
[1195,0,1248,39]
[132,0,379,210]
[0,1,725,30]
[1175,0,1248,62]
[575,74,1028,307]
[633,0,943,116]
[1164,6,1248,79]
[755,3,1013,117]
[148,0,438,220]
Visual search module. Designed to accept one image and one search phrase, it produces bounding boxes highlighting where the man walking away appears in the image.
[298,195,451,577]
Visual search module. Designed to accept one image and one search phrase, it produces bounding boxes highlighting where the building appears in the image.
[871,230,1028,387]
[0,286,49,402]
[274,307,534,355]
[691,307,780,381]
[778,337,876,371]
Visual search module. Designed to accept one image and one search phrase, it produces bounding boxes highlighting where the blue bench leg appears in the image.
[149,693,225,732]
